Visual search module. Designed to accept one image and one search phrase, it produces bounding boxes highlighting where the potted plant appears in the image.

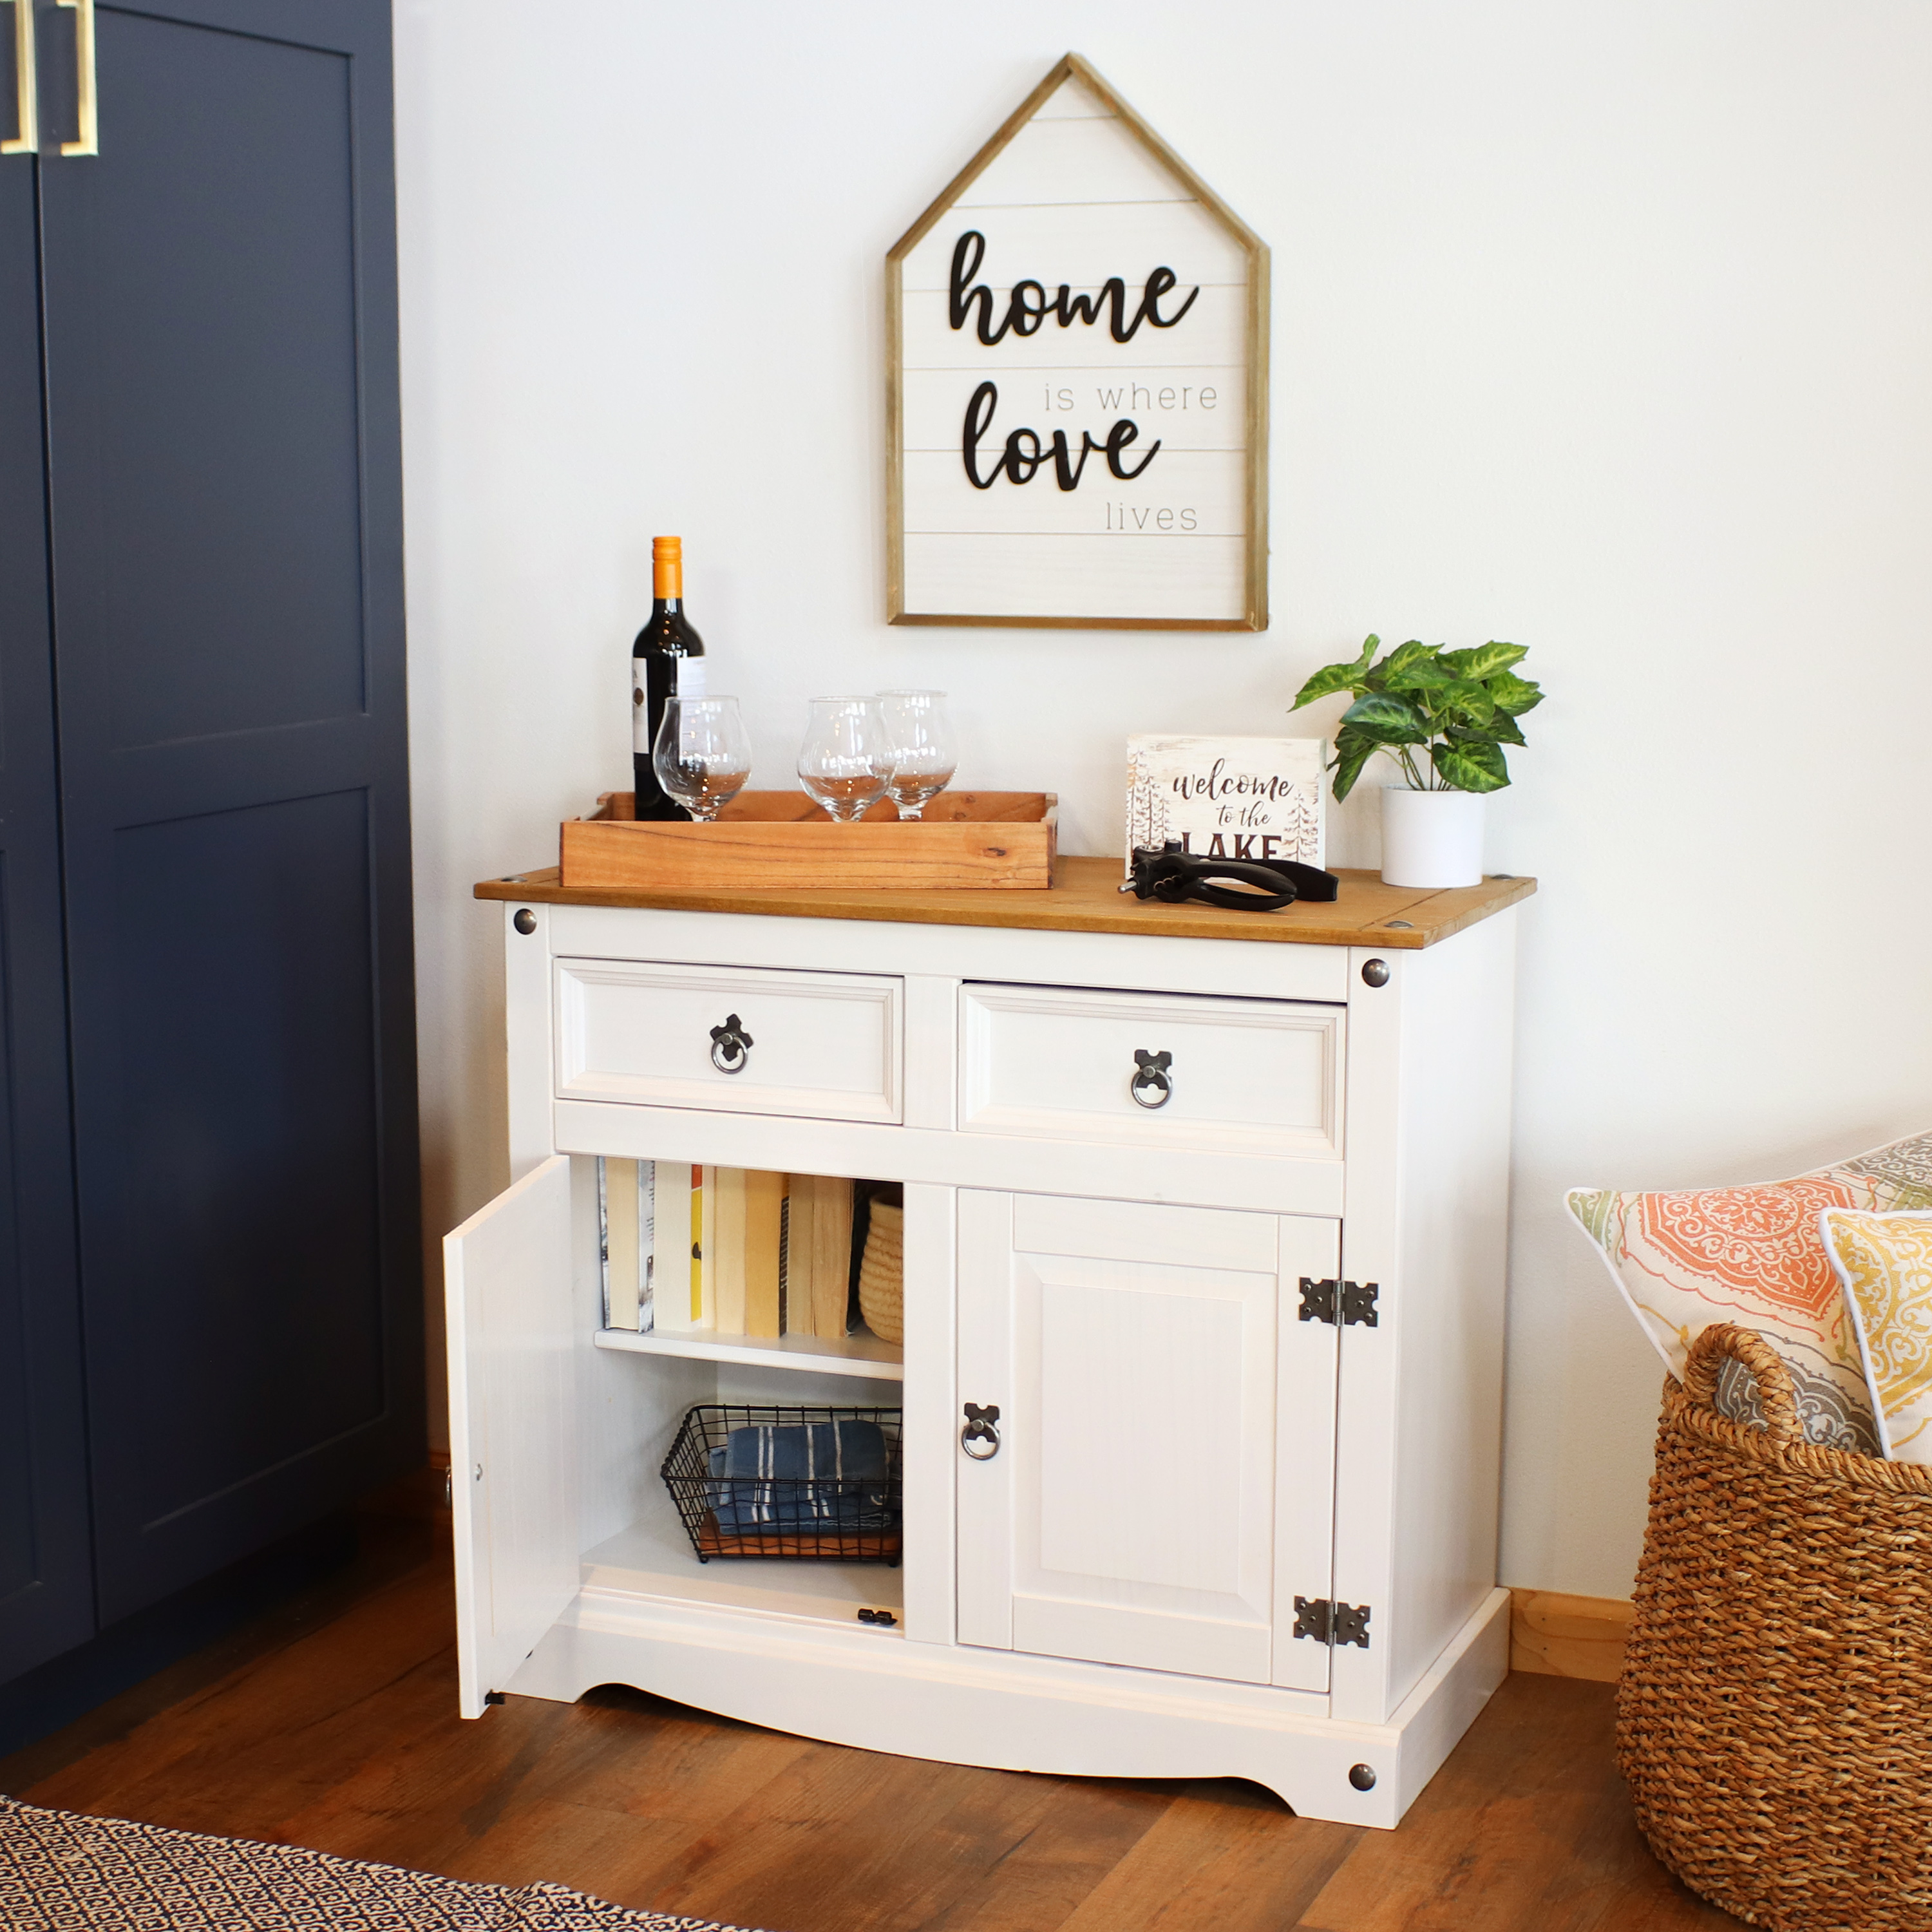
[1290,635,1542,888]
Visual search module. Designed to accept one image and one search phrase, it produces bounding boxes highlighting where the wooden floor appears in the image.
[0,1509,1738,1932]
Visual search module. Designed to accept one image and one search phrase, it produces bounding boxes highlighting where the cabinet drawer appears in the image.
[959,982,1343,1158]
[555,960,902,1122]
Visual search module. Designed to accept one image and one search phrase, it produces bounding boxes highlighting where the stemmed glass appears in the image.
[797,696,891,822]
[651,696,753,822]
[878,690,958,820]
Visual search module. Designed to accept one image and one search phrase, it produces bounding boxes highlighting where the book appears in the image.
[697,1164,716,1329]
[599,1157,649,1332]
[713,1168,747,1335]
[782,1174,817,1338]
[743,1170,784,1340]
[652,1162,713,1336]
[813,1176,855,1338]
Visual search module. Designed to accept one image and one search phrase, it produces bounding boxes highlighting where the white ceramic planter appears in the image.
[1380,787,1486,888]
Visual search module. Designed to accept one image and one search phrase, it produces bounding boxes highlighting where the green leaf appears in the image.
[1432,739,1510,792]
[1340,690,1430,743]
[1381,654,1456,695]
[1457,640,1529,682]
[1486,670,1543,717]
[1329,721,1391,801]
[1437,679,1496,726]
[1289,634,1380,711]
[1376,638,1434,677]
[1450,712,1525,747]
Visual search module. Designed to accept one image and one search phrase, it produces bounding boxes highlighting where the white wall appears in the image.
[393,0,1932,1599]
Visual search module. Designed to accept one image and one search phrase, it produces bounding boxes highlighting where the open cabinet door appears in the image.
[445,1155,578,1716]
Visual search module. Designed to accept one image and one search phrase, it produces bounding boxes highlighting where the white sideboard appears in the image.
[447,860,1530,1828]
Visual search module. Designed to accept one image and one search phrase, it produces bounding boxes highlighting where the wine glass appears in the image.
[797,696,891,822]
[651,696,753,822]
[878,689,958,820]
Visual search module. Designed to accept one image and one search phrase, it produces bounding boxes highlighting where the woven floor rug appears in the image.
[0,1796,761,1931]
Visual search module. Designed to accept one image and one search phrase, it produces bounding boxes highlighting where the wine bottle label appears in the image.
[676,657,707,699]
[632,662,650,753]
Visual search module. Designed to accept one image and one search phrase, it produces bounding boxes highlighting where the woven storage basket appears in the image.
[857,1200,903,1345]
[1620,1323,1932,1931]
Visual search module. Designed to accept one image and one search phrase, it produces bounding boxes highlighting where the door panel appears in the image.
[0,133,92,1685]
[445,1157,579,1719]
[39,0,418,1618]
[958,1191,1338,1689]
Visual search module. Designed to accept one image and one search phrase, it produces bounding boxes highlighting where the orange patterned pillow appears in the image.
[1566,1130,1932,1454]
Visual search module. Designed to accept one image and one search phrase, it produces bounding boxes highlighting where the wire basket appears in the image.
[660,1404,903,1564]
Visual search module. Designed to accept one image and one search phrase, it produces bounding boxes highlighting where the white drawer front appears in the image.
[960,982,1343,1157]
[555,960,902,1122]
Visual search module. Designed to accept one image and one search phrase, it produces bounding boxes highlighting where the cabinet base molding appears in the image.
[506,1585,1511,1830]
[1507,1589,1632,1683]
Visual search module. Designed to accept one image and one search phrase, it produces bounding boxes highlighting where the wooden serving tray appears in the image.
[560,791,1056,891]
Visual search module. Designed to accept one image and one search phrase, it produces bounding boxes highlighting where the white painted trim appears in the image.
[552,1101,1347,1218]
[543,902,1352,1006]
[503,902,553,1181]
[506,1583,1510,1828]
[592,1326,904,1382]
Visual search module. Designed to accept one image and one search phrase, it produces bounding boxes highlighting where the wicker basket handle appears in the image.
[1680,1323,1804,1446]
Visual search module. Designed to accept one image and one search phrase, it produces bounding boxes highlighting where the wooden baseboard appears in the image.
[1508,1589,1632,1683]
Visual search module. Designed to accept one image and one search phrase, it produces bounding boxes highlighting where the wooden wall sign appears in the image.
[887,54,1269,632]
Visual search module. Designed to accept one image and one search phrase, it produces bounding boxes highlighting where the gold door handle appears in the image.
[1,0,35,155]
[57,0,93,156]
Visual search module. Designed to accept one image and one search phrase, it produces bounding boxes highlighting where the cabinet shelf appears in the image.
[593,1325,904,1382]
[582,1479,904,1628]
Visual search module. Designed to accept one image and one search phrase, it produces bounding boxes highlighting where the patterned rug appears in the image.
[0,1796,762,1931]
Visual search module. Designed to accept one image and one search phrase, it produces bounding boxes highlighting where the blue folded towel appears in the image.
[705,1420,898,1533]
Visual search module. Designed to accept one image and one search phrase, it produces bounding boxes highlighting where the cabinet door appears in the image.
[445,1157,580,1719]
[957,1192,1338,1690]
[0,128,91,1685]
[37,0,420,1618]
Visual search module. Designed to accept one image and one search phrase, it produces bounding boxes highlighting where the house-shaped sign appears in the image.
[887,53,1269,631]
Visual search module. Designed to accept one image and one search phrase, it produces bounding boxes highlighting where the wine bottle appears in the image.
[632,535,707,821]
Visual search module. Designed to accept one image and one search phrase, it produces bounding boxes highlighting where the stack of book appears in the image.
[599,1160,862,1343]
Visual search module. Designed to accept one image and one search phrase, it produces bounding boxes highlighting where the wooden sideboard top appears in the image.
[475,855,1534,950]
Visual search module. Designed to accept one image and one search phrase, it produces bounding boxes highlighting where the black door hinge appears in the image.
[1297,1278,1379,1327]
[1292,1596,1372,1649]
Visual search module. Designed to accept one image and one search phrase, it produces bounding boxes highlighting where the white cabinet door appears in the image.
[957,1191,1339,1690]
[445,1155,579,1718]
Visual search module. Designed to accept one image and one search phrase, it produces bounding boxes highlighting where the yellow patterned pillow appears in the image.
[1821,1209,1932,1462]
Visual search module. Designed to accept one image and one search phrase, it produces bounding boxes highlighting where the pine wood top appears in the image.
[475,855,1534,949]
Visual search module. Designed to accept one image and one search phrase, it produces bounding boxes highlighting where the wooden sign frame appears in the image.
[886,53,1269,632]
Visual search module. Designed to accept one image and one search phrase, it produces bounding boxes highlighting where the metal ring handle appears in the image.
[961,1402,1000,1459]
[1130,1048,1173,1110]
[708,1013,752,1075]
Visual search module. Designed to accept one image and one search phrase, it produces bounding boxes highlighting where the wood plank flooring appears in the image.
[0,1512,1738,1931]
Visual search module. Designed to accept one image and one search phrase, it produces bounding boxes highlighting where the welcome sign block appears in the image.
[1125,736,1325,872]
[887,55,1269,630]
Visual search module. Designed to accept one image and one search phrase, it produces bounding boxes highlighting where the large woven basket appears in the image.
[1620,1323,1932,1930]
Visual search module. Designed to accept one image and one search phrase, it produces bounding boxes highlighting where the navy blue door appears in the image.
[0,84,93,1680]
[38,0,421,1620]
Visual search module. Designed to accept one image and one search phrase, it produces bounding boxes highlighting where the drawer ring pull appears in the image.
[1130,1048,1173,1110]
[961,1402,1001,1459]
[708,1014,753,1074]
